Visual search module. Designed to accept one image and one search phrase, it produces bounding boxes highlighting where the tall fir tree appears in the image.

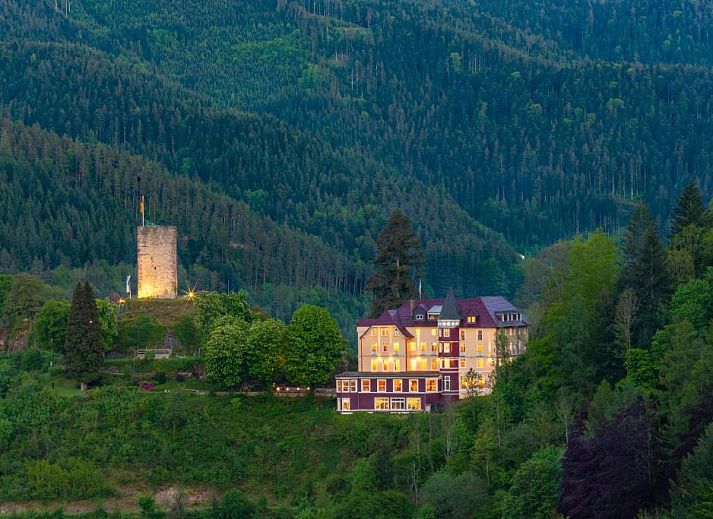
[670,181,705,238]
[366,209,424,318]
[64,282,104,390]
[621,205,671,347]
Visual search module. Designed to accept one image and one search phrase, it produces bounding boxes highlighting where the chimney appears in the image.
[409,299,415,314]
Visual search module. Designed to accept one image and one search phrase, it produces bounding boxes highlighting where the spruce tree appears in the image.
[64,282,104,390]
[366,210,424,317]
[621,205,670,347]
[670,181,705,238]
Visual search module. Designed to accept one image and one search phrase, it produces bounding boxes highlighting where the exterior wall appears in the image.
[358,325,408,373]
[336,375,442,412]
[137,226,178,299]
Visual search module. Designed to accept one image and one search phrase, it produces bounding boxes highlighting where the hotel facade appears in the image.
[336,290,528,413]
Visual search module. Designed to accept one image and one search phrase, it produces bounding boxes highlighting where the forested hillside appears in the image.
[52,0,713,245]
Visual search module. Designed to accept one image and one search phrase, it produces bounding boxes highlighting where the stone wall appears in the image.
[137,226,177,299]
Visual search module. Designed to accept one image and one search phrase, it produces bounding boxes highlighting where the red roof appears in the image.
[357,296,526,330]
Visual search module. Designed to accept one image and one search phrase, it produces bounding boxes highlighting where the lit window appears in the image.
[468,315,477,323]
[477,330,483,340]
[444,343,451,354]
[394,379,403,392]
[460,376,467,389]
[431,329,437,336]
[421,358,427,370]
[394,343,400,352]
[460,359,466,368]
[350,380,357,392]
[383,343,388,352]
[336,380,342,392]
[431,358,438,371]
[378,379,387,392]
[383,360,390,372]
[372,359,379,371]
[442,328,451,338]
[375,397,389,411]
[444,377,451,391]
[431,342,437,352]
[362,379,371,392]
[409,341,417,352]
[421,342,426,351]
[477,342,483,353]
[341,398,350,411]
[409,379,419,392]
[477,358,485,368]
[391,398,405,411]
[381,329,388,336]
[460,331,465,341]
[371,343,377,352]
[460,343,466,353]
[426,379,437,392]
[395,359,401,371]
[407,398,422,411]
[371,329,377,336]
[410,359,417,370]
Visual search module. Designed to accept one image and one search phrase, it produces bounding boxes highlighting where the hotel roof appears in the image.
[357,293,527,329]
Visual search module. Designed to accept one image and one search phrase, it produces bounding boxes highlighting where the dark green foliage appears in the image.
[285,305,347,386]
[503,446,563,519]
[35,300,70,353]
[419,471,487,519]
[670,182,706,238]
[64,282,104,385]
[114,315,166,353]
[366,210,423,318]
[621,205,671,347]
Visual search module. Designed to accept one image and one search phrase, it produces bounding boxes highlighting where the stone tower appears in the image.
[137,226,178,299]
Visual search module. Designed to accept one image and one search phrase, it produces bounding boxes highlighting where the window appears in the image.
[371,329,377,336]
[477,330,483,340]
[407,398,422,411]
[336,380,342,392]
[378,379,387,392]
[421,342,426,351]
[383,343,388,352]
[394,359,401,371]
[467,315,477,323]
[391,398,405,411]
[394,343,400,353]
[394,329,400,337]
[460,343,466,354]
[477,342,483,353]
[410,359,417,370]
[375,397,389,410]
[444,377,451,391]
[421,358,427,370]
[460,376,467,389]
[409,379,419,392]
[460,330,466,341]
[431,342,437,352]
[383,360,390,372]
[371,343,377,352]
[409,341,417,352]
[351,380,357,392]
[431,329,437,336]
[477,358,485,368]
[341,398,350,411]
[444,343,451,354]
[431,358,438,371]
[426,379,437,392]
[460,359,466,368]
[381,328,388,336]
[442,328,451,338]
[415,313,424,321]
[394,379,403,392]
[362,379,371,392]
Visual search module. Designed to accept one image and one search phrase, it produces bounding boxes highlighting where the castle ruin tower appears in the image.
[137,225,178,299]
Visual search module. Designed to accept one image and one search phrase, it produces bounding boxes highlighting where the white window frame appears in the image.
[444,377,451,391]
[390,397,406,411]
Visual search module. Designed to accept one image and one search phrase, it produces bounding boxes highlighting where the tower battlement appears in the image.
[137,226,177,299]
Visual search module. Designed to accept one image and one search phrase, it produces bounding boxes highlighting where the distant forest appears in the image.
[2,0,713,320]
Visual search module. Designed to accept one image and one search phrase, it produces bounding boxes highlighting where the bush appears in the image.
[24,459,113,501]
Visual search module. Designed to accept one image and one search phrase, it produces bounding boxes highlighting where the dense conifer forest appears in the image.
[4,0,713,517]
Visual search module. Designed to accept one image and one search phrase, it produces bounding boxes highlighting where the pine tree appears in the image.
[366,210,424,317]
[64,282,104,390]
[621,205,671,347]
[670,181,705,238]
